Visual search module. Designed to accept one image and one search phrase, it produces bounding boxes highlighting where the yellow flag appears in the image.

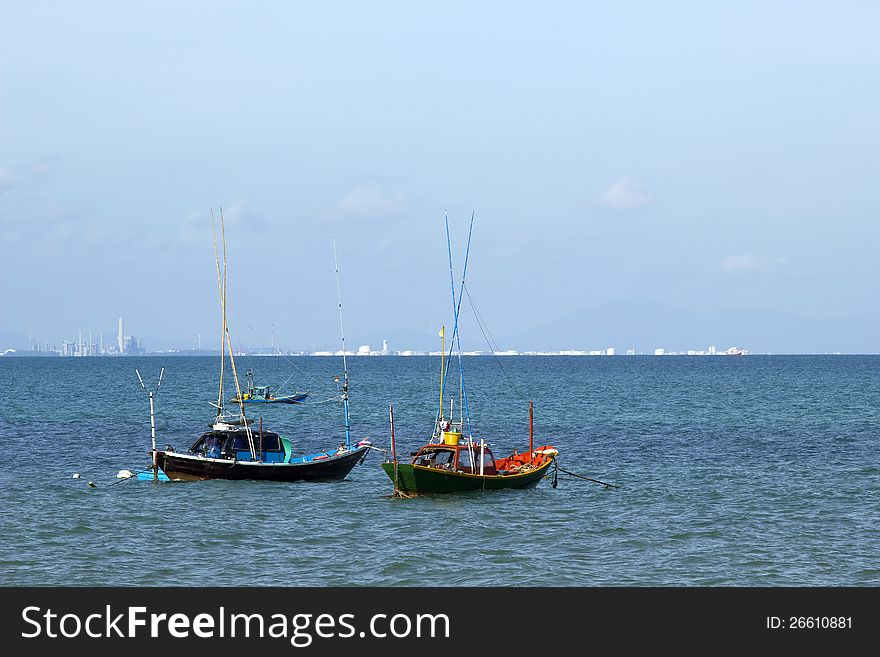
[439,325,445,338]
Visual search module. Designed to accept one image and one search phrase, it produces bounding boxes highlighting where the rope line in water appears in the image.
[228,304,334,395]
[555,464,620,489]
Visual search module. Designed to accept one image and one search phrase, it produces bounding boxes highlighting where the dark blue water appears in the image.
[1,355,878,586]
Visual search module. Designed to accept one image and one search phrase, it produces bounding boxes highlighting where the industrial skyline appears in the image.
[1,325,751,357]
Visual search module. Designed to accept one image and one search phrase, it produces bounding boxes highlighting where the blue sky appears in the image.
[2,1,878,353]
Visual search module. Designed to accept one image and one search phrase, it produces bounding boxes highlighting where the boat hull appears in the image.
[156,446,368,482]
[381,458,554,494]
[230,393,309,404]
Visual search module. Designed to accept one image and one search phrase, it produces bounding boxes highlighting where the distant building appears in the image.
[606,347,615,356]
[654,348,665,356]
[123,335,144,355]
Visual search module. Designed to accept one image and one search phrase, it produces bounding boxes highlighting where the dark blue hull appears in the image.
[232,392,309,404]
[155,445,368,482]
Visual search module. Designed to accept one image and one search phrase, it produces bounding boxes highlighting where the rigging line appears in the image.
[454,213,475,440]
[226,304,329,394]
[464,283,529,403]
[300,394,344,405]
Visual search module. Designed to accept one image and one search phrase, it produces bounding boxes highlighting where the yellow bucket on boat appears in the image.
[442,431,461,446]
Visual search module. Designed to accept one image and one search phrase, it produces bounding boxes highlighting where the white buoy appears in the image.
[72,473,81,479]
[87,481,96,488]
[116,469,134,479]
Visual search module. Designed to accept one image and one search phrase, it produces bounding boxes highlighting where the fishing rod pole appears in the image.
[210,208,226,418]
[135,367,164,482]
[443,211,475,440]
[213,207,255,459]
[333,238,352,451]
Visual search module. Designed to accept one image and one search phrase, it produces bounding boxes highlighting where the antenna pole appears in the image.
[333,238,352,450]
[136,367,164,482]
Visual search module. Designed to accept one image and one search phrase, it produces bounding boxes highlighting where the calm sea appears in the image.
[0,355,877,586]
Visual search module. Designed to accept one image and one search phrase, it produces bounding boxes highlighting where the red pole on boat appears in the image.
[529,400,534,457]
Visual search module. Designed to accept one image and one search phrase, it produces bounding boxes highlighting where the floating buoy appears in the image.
[116,469,134,479]
[87,481,96,488]
[72,473,81,479]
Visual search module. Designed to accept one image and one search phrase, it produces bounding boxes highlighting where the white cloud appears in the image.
[218,197,267,232]
[171,198,269,255]
[337,186,403,218]
[597,177,654,210]
[721,255,757,271]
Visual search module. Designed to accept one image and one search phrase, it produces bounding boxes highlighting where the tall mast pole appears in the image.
[439,325,445,424]
[333,238,352,450]
[212,207,254,458]
[219,209,254,458]
[211,209,226,418]
[444,211,475,439]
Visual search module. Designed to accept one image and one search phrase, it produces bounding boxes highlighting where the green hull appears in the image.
[381,459,554,494]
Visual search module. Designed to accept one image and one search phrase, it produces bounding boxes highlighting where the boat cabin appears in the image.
[253,385,271,398]
[411,443,497,475]
[189,429,288,463]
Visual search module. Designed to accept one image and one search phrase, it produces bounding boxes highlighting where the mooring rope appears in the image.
[555,464,620,489]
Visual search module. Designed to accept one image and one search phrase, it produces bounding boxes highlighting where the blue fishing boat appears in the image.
[142,209,370,482]
[229,370,309,404]
[155,420,371,482]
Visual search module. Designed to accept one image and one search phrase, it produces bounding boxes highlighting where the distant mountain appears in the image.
[498,298,880,354]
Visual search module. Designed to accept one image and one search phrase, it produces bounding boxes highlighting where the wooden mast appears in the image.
[212,207,255,459]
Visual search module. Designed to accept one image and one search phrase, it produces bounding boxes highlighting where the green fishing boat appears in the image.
[381,418,558,495]
[381,212,559,495]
